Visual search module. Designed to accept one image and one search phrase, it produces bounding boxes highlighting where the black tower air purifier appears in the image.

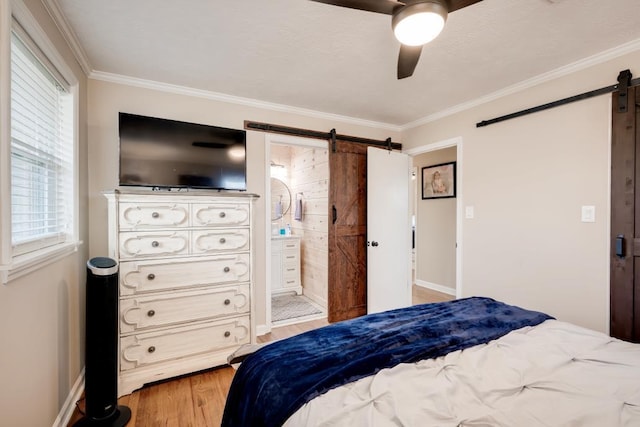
[74,257,131,427]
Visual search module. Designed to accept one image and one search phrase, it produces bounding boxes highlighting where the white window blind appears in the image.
[10,29,74,257]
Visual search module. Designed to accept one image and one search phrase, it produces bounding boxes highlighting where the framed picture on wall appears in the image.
[422,161,456,200]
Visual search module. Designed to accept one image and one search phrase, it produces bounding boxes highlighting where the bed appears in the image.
[221,297,640,426]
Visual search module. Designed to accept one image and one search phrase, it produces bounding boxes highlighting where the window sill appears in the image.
[1,240,84,284]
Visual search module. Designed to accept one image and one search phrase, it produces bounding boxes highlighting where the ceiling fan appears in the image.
[309,0,483,79]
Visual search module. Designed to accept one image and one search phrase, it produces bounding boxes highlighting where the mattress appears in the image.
[222,297,552,426]
[285,320,640,426]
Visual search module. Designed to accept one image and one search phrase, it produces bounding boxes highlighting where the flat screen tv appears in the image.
[118,112,247,191]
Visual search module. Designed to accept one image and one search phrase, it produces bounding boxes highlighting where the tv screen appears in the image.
[118,113,247,191]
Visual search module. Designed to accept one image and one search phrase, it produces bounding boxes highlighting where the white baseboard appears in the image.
[415,280,456,296]
[256,324,270,336]
[52,367,85,427]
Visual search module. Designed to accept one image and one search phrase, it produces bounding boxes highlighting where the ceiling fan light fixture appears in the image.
[392,1,448,46]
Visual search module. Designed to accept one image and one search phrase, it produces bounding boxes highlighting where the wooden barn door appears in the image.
[328,140,368,322]
[611,83,640,343]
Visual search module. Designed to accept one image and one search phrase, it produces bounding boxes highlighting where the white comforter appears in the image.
[285,320,640,426]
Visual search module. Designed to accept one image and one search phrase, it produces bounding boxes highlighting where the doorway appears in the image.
[265,134,329,329]
[405,137,463,299]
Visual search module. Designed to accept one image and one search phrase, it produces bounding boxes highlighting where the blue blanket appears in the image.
[221,297,552,427]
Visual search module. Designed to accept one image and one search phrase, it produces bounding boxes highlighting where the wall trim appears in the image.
[10,0,78,86]
[89,71,402,133]
[256,324,270,336]
[415,280,456,296]
[36,2,640,132]
[52,367,84,427]
[265,132,328,148]
[41,0,92,75]
[402,37,640,130]
[404,136,462,156]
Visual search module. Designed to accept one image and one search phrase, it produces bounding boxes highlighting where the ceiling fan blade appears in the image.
[397,44,422,79]
[446,0,483,13]
[309,0,404,15]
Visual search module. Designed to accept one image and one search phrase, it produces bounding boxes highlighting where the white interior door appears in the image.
[367,147,412,314]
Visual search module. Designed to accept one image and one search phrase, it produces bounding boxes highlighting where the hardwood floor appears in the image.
[68,287,451,426]
[413,284,454,305]
[257,318,328,344]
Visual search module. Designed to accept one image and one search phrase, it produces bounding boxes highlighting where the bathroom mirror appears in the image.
[271,178,291,221]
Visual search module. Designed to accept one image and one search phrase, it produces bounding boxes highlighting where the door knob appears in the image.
[371,241,379,247]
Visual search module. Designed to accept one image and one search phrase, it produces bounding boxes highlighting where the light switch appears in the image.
[465,206,474,219]
[581,205,595,223]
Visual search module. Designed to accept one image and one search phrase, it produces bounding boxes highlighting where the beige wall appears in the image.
[403,50,640,333]
[87,78,400,331]
[414,147,457,291]
[0,0,89,425]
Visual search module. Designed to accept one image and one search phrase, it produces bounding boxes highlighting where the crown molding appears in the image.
[41,0,92,76]
[10,0,77,86]
[402,37,640,130]
[40,0,640,134]
[89,71,402,133]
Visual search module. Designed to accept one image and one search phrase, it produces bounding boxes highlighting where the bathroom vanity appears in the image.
[271,236,302,295]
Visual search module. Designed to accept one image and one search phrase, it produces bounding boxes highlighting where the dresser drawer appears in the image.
[119,231,189,259]
[283,263,300,288]
[283,264,299,278]
[120,285,250,334]
[282,250,299,264]
[282,277,300,288]
[120,316,250,371]
[119,254,251,295]
[281,239,300,251]
[192,229,250,254]
[192,203,250,227]
[119,203,189,229]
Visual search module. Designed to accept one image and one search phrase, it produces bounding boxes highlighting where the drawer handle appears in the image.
[224,299,231,305]
[151,240,159,248]
[147,310,155,317]
[148,346,156,353]
[147,273,155,280]
[219,212,226,218]
[224,331,231,338]
[151,212,159,218]
[224,266,230,273]
[219,237,226,244]
[286,268,295,271]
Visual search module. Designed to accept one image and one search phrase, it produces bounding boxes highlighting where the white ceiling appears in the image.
[54,0,640,127]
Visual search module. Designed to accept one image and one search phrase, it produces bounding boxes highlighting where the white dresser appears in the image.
[104,189,257,396]
[271,236,302,295]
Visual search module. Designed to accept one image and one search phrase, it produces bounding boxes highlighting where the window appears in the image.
[0,11,77,282]
[10,27,74,258]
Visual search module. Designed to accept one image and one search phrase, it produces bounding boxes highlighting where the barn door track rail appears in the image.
[244,121,401,152]
[477,69,640,128]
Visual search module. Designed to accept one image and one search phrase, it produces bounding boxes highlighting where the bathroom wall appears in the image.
[290,146,329,308]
